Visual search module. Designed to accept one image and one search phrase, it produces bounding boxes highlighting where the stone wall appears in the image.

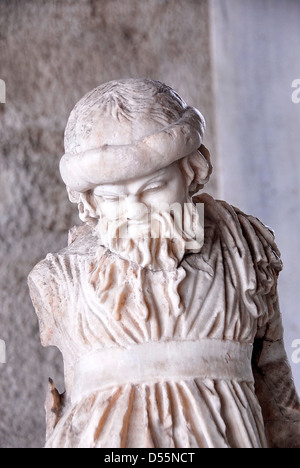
[1,0,299,449]
[211,0,300,393]
[0,0,214,448]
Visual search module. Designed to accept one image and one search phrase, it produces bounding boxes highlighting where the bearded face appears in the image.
[62,79,210,321]
[63,79,211,271]
[85,161,204,322]
[88,161,204,271]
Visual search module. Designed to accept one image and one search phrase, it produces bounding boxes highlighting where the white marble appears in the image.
[29,79,300,448]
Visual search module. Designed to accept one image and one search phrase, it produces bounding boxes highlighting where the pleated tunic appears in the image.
[29,194,285,448]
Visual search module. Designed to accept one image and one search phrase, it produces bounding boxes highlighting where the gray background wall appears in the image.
[211,0,300,391]
[0,0,299,448]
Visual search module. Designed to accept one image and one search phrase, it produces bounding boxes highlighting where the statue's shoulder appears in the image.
[28,224,104,286]
[194,193,282,273]
[27,228,102,348]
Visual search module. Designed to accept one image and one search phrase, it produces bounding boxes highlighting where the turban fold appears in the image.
[60,80,207,192]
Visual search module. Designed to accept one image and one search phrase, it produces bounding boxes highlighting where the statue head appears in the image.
[60,79,212,269]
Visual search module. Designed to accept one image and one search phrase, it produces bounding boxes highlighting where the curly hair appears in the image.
[65,78,212,214]
[65,78,189,154]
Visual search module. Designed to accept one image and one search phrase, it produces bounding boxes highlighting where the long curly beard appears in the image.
[89,250,187,322]
[88,203,203,322]
[94,202,204,271]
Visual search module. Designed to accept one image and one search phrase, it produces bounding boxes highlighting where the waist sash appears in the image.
[72,339,254,403]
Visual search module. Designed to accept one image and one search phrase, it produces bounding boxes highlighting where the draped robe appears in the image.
[28,194,300,448]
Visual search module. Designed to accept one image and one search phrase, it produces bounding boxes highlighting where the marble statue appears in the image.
[28,78,300,448]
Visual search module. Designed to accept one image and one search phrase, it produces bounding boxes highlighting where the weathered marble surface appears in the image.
[0,0,214,448]
[1,0,300,449]
[29,79,300,448]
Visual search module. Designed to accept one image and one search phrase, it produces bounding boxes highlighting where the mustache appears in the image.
[93,203,204,271]
[96,202,204,248]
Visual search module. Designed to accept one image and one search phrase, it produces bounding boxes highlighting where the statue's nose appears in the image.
[125,195,148,221]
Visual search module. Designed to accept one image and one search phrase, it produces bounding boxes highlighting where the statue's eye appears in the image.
[93,188,121,202]
[101,195,121,202]
[143,182,166,193]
